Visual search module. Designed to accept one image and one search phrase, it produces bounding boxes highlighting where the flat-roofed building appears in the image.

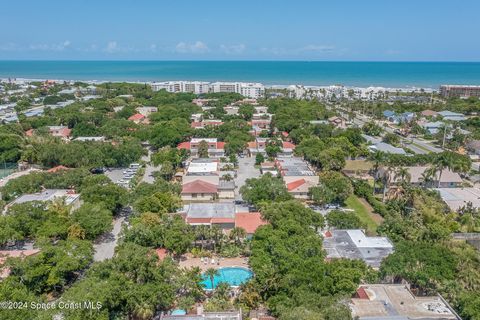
[350,284,460,319]
[323,229,394,268]
[4,189,81,213]
[440,85,480,98]
[150,81,210,94]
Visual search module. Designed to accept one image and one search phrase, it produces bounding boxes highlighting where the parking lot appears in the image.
[234,156,261,201]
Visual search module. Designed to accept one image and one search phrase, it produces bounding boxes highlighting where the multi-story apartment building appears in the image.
[440,85,480,98]
[150,81,210,94]
[209,82,265,99]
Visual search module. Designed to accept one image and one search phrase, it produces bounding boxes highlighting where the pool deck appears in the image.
[178,254,249,272]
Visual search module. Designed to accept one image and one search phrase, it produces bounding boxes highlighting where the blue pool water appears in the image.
[171,310,186,316]
[201,267,253,290]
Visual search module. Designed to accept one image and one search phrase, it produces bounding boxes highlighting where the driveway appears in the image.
[93,216,125,262]
[234,156,260,200]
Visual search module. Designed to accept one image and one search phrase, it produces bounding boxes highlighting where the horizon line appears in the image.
[1,59,480,63]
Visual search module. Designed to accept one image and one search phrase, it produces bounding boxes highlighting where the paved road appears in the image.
[234,156,261,201]
[93,216,125,262]
[141,148,161,184]
[353,115,443,154]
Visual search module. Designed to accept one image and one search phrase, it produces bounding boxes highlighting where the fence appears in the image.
[0,162,17,179]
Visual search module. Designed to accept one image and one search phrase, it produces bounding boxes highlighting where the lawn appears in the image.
[345,194,380,235]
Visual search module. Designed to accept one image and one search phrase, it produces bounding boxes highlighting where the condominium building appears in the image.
[440,85,480,98]
[150,81,210,94]
[210,82,265,99]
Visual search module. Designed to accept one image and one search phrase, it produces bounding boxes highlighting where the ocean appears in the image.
[0,61,479,88]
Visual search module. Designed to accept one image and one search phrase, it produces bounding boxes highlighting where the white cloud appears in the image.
[27,40,72,51]
[175,41,209,54]
[105,41,118,53]
[220,44,246,54]
[297,44,335,53]
[0,43,20,51]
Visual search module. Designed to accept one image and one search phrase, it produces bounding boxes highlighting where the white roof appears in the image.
[347,230,393,248]
[191,138,217,143]
[187,162,218,173]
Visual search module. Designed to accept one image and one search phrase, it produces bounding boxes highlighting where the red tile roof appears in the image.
[25,129,34,137]
[235,212,268,234]
[287,179,306,191]
[191,121,203,128]
[128,113,146,121]
[155,248,168,261]
[181,180,218,194]
[282,141,296,149]
[177,141,191,150]
[216,142,225,149]
[186,217,213,224]
[0,249,40,278]
[281,131,289,137]
[356,287,369,300]
[211,217,236,224]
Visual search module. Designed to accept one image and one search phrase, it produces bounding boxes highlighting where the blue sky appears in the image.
[1,0,479,61]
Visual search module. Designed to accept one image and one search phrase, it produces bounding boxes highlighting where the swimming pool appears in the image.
[201,267,253,290]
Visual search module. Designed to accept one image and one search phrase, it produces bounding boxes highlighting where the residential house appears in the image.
[247,138,296,157]
[382,110,396,121]
[260,162,278,175]
[73,136,106,142]
[328,116,347,129]
[467,140,480,155]
[0,249,40,279]
[234,212,268,238]
[438,110,466,121]
[420,109,439,118]
[434,187,480,212]
[350,284,460,319]
[177,138,225,158]
[286,178,318,199]
[323,229,394,269]
[191,119,224,129]
[379,166,463,188]
[224,105,239,115]
[4,189,81,213]
[181,180,218,201]
[342,160,373,178]
[48,126,72,139]
[136,106,158,116]
[421,121,445,135]
[128,113,149,124]
[160,309,241,320]
[181,203,236,229]
[275,157,319,199]
[218,180,235,199]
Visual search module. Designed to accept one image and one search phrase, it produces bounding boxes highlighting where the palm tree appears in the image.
[433,153,453,188]
[419,166,436,188]
[204,267,219,290]
[368,150,386,194]
[395,167,411,185]
[132,303,154,320]
[229,227,247,246]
